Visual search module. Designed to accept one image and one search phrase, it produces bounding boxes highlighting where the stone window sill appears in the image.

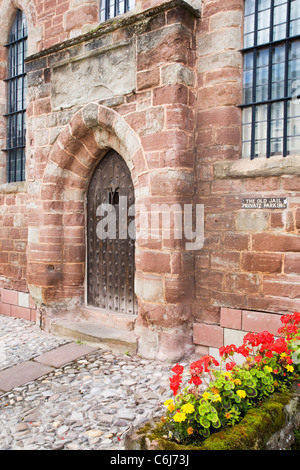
[214,154,300,179]
[0,181,27,194]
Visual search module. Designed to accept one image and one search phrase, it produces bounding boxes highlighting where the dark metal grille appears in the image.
[3,9,27,182]
[241,0,300,159]
[100,0,135,22]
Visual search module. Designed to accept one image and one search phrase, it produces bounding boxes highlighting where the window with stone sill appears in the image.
[100,0,135,22]
[241,0,300,160]
[2,9,27,183]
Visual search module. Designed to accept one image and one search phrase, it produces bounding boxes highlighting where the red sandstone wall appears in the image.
[193,0,300,352]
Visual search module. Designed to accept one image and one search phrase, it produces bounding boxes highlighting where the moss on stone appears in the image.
[139,391,293,450]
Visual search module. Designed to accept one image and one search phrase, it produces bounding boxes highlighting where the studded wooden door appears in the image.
[87,150,137,315]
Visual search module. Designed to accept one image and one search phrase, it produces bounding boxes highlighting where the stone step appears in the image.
[50,320,137,355]
[80,306,136,331]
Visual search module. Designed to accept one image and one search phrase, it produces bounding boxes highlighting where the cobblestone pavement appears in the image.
[0,314,175,450]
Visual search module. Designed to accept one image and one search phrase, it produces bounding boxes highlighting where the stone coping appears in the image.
[25,0,201,64]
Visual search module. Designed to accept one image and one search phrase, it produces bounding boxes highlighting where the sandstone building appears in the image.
[0,0,299,360]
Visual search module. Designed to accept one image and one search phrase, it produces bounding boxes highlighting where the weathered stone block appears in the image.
[51,40,136,110]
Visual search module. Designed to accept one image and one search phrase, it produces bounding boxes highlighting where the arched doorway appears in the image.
[86,149,137,315]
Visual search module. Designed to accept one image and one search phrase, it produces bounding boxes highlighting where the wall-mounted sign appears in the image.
[242,198,288,209]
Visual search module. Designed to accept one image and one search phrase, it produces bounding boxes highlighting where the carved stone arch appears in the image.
[27,103,147,311]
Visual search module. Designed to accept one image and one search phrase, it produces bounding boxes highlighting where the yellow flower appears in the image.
[181,403,195,414]
[236,390,246,399]
[215,395,222,402]
[164,399,175,412]
[286,364,294,373]
[280,353,287,358]
[202,392,210,400]
[265,366,273,373]
[234,379,242,385]
[187,427,194,435]
[173,412,186,423]
[164,399,174,406]
[222,372,232,378]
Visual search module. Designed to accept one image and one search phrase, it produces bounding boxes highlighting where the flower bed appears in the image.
[125,312,300,450]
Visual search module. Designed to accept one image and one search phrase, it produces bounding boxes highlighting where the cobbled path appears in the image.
[0,315,175,450]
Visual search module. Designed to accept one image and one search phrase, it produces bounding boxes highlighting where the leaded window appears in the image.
[3,9,27,182]
[241,0,300,159]
[100,0,135,22]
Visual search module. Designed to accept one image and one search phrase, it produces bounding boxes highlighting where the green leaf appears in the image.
[265,384,274,394]
[222,398,231,410]
[245,387,257,398]
[212,418,221,429]
[200,416,211,429]
[207,412,219,423]
[224,383,234,391]
[198,404,210,416]
[200,428,210,438]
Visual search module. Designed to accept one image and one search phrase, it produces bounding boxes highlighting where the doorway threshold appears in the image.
[47,306,137,355]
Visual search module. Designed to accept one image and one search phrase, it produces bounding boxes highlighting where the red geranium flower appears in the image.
[226,361,236,371]
[171,363,184,375]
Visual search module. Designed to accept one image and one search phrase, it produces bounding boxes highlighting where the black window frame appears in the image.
[2,9,28,183]
[240,0,300,160]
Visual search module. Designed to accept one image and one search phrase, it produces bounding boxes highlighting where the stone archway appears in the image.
[27,102,195,361]
[27,103,147,311]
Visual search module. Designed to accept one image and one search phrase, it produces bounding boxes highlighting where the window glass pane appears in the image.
[257,28,270,45]
[287,135,300,153]
[244,32,255,48]
[287,100,300,155]
[243,71,253,103]
[242,141,252,159]
[271,102,284,155]
[245,0,255,16]
[128,0,135,10]
[273,3,288,40]
[290,18,300,36]
[257,11,270,45]
[243,123,252,142]
[255,105,268,157]
[272,80,285,99]
[258,0,271,11]
[270,137,283,154]
[245,13,255,34]
[242,108,252,159]
[243,107,253,124]
[244,52,254,69]
[257,48,269,67]
[288,42,300,96]
[272,45,286,100]
[15,149,23,182]
[243,52,254,104]
[289,57,300,81]
[255,138,267,157]
[291,0,300,21]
